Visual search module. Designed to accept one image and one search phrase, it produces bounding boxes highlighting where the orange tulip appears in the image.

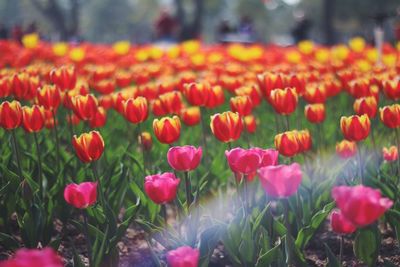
[244,114,257,133]
[0,100,22,130]
[340,114,370,141]
[71,94,98,120]
[123,97,148,124]
[180,106,201,126]
[184,82,210,106]
[153,116,181,144]
[304,104,325,124]
[269,87,298,115]
[274,130,300,157]
[210,111,243,143]
[336,140,357,159]
[50,66,77,91]
[382,146,398,162]
[37,84,61,110]
[72,131,105,163]
[22,105,45,133]
[380,104,400,128]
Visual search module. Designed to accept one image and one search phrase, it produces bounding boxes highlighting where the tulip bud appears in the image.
[22,105,45,133]
[64,182,97,209]
[184,82,210,106]
[72,131,105,163]
[153,116,181,144]
[139,132,152,151]
[230,95,253,116]
[340,114,370,142]
[330,209,357,234]
[274,130,300,157]
[37,84,61,110]
[123,97,148,124]
[144,172,180,204]
[269,87,298,115]
[180,106,201,126]
[336,140,357,159]
[353,96,377,118]
[89,107,107,128]
[380,104,400,128]
[167,246,200,267]
[304,104,325,124]
[71,94,98,120]
[210,111,243,143]
[382,146,398,162]
[0,100,22,130]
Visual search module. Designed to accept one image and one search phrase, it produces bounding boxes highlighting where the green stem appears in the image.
[283,199,294,266]
[138,123,146,176]
[92,162,106,209]
[274,113,280,134]
[284,115,290,131]
[33,132,43,200]
[51,109,60,174]
[161,204,168,225]
[243,176,249,216]
[83,211,93,267]
[394,128,400,178]
[357,144,364,184]
[199,107,208,157]
[11,130,23,180]
[184,171,192,211]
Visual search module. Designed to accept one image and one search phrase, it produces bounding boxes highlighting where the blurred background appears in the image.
[0,0,400,45]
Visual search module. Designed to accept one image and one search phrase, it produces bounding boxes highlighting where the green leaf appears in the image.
[253,203,271,232]
[238,219,255,263]
[324,243,340,267]
[255,237,282,267]
[354,225,380,267]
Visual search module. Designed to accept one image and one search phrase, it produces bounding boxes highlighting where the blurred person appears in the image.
[292,17,312,43]
[217,19,232,43]
[25,22,38,34]
[11,24,23,43]
[0,23,8,39]
[154,9,178,42]
[238,15,256,41]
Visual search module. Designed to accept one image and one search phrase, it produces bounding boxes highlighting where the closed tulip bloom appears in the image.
[210,111,243,143]
[230,95,253,116]
[64,182,97,209]
[72,131,105,163]
[153,116,181,144]
[180,106,201,126]
[123,97,148,124]
[225,147,262,175]
[0,248,63,267]
[37,84,61,110]
[244,114,257,133]
[332,185,393,227]
[252,148,279,167]
[235,85,262,106]
[89,107,107,128]
[269,87,298,115]
[353,96,377,118]
[380,104,400,128]
[50,65,77,91]
[184,82,210,106]
[297,130,312,152]
[22,105,45,133]
[330,209,357,234]
[304,104,325,124]
[258,163,302,198]
[303,84,327,103]
[166,246,200,267]
[336,140,357,158]
[144,172,180,204]
[71,94,98,120]
[159,91,184,115]
[205,85,225,108]
[340,114,370,141]
[274,131,300,157]
[139,132,152,151]
[383,80,400,100]
[0,76,11,98]
[382,146,398,162]
[257,72,285,98]
[167,146,202,171]
[0,100,22,130]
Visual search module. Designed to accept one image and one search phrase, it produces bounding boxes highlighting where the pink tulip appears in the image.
[144,172,180,204]
[0,248,63,267]
[251,148,279,167]
[64,182,97,209]
[257,163,302,198]
[225,147,262,175]
[167,145,202,171]
[331,185,393,227]
[166,246,199,267]
[330,209,357,234]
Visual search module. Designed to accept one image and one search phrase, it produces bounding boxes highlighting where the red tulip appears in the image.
[269,87,298,115]
[89,107,107,128]
[225,147,262,175]
[166,246,199,267]
[22,105,45,133]
[50,65,77,91]
[303,84,327,103]
[0,248,63,267]
[230,95,253,116]
[297,130,312,152]
[139,131,152,151]
[123,97,148,124]
[180,106,201,126]
[235,85,262,106]
[258,163,302,198]
[0,76,11,98]
[332,185,393,227]
[0,100,22,130]
[380,104,400,129]
[382,146,398,162]
[72,131,105,163]
[205,85,225,108]
[71,94,98,121]
[244,114,257,133]
[210,111,243,143]
[353,96,377,118]
[144,172,180,204]
[37,84,61,110]
[330,209,357,234]
[274,130,300,157]
[153,116,181,144]
[167,145,202,171]
[336,140,357,159]
[64,182,97,209]
[340,114,370,142]
[382,80,400,100]
[304,104,325,124]
[184,82,210,106]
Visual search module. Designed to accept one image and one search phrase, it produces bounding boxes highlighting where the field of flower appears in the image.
[0,35,400,267]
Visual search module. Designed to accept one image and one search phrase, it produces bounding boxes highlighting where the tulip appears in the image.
[304,104,325,124]
[380,104,400,128]
[50,65,77,90]
[274,130,300,157]
[64,182,97,209]
[153,116,181,144]
[210,111,243,143]
[230,95,253,116]
[257,72,285,98]
[123,97,148,124]
[205,85,225,108]
[244,114,257,133]
[11,73,37,101]
[225,147,261,175]
[382,146,398,162]
[331,185,393,227]
[21,105,45,133]
[89,107,107,128]
[0,76,11,98]
[383,80,400,100]
[297,129,312,152]
[330,209,357,234]
[269,87,298,115]
[139,131,152,151]
[336,140,357,159]
[184,82,210,106]
[167,146,202,172]
[71,94,98,121]
[166,246,199,267]
[144,172,180,204]
[0,248,63,267]
[258,162,302,198]
[37,84,61,110]
[180,106,201,126]
[235,85,262,106]
[340,114,370,142]
[72,131,105,163]
[158,91,184,115]
[353,96,377,118]
[303,84,327,103]
[0,100,22,130]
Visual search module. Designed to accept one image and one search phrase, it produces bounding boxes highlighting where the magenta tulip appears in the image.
[144,172,180,204]
[251,148,279,167]
[166,246,199,267]
[331,185,393,227]
[0,248,63,267]
[257,163,302,198]
[330,209,357,234]
[225,147,262,175]
[167,145,202,171]
[64,182,97,209]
